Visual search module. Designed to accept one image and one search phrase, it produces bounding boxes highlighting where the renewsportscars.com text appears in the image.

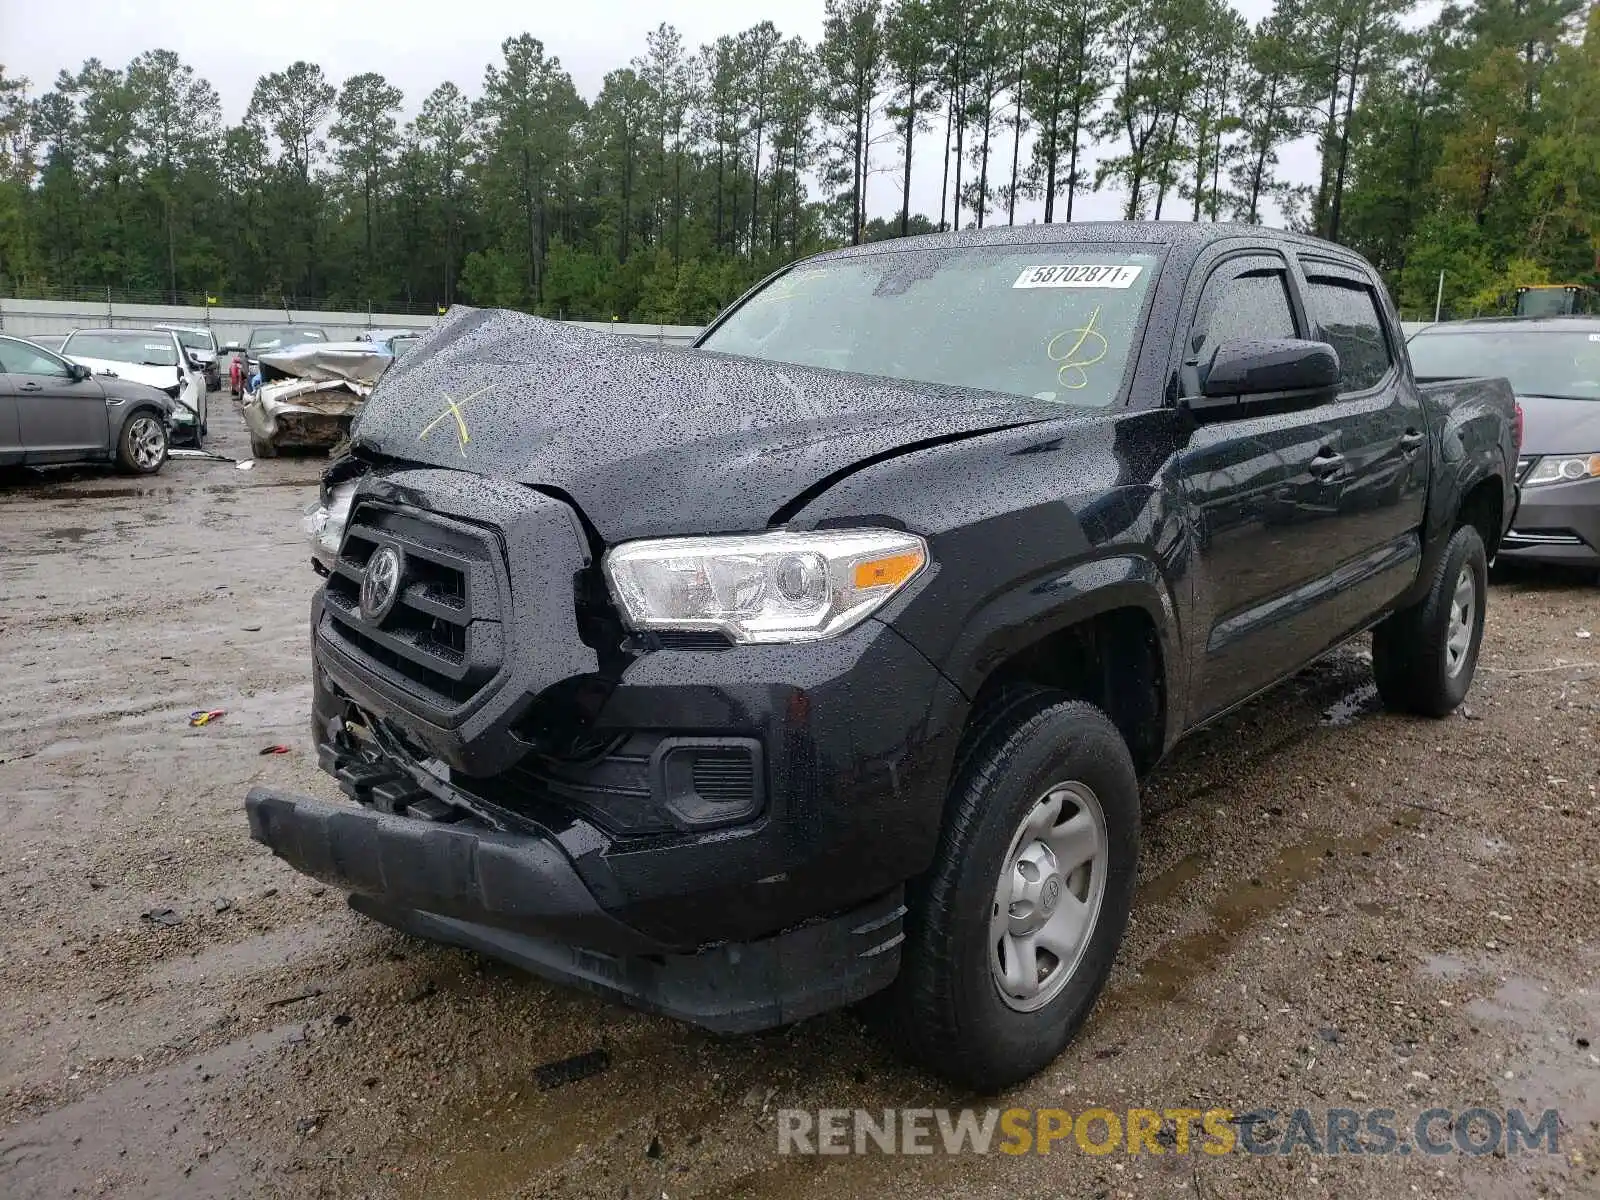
[777,1106,1561,1157]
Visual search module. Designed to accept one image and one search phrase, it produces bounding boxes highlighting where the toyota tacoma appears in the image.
[247,223,1518,1090]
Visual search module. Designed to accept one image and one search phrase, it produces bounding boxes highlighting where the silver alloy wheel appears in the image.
[990,780,1109,1012]
[1444,565,1475,678]
[128,416,165,470]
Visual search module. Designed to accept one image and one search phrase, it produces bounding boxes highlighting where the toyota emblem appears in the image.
[360,545,404,622]
[1040,875,1063,914]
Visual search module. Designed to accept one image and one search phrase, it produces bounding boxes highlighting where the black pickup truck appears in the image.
[247,223,1518,1090]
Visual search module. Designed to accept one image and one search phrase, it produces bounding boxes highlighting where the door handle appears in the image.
[1399,429,1426,454]
[19,381,42,392]
[1309,451,1346,480]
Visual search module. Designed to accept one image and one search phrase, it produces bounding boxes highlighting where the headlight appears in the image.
[1522,454,1600,487]
[603,529,929,644]
[303,480,358,567]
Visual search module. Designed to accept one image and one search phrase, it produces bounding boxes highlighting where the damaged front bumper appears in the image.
[244,785,906,1033]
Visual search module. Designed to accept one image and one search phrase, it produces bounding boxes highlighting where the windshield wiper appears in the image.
[1516,392,1600,402]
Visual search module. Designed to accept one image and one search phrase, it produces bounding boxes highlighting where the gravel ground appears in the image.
[1,400,1596,1200]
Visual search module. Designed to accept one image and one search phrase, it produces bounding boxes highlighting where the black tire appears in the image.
[115,411,168,474]
[1372,524,1488,717]
[887,688,1140,1092]
[249,434,277,460]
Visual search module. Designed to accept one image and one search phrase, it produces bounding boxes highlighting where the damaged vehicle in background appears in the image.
[156,324,222,392]
[359,327,426,358]
[244,341,390,459]
[59,327,207,446]
[226,324,332,393]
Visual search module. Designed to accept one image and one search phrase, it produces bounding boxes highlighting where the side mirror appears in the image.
[1199,338,1341,402]
[69,362,91,382]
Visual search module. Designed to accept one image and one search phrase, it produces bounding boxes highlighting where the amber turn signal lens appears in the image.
[854,550,926,590]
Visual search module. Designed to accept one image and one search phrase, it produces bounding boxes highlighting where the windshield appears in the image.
[1409,328,1600,401]
[64,331,178,367]
[249,326,329,351]
[169,329,213,351]
[390,336,420,357]
[700,246,1161,406]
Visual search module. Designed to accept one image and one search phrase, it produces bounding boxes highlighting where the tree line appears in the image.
[0,0,1595,324]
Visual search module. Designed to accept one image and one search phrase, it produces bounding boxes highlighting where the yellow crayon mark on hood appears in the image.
[418,383,497,455]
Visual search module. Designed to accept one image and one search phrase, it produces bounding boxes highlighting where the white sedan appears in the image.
[60,327,208,446]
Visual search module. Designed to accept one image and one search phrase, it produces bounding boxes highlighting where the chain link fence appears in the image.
[0,280,445,318]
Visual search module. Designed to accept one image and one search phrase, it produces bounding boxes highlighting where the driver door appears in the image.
[2,340,110,460]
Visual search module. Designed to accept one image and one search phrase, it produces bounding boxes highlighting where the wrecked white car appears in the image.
[243,342,391,458]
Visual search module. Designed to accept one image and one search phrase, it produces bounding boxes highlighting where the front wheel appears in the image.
[1372,524,1488,716]
[887,689,1140,1092]
[116,413,168,474]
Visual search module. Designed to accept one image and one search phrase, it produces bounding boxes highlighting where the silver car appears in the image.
[1409,317,1600,572]
[0,334,175,474]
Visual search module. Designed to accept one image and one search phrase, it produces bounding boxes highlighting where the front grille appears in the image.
[321,502,505,709]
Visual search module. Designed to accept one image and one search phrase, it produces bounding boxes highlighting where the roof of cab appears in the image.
[811,220,1357,266]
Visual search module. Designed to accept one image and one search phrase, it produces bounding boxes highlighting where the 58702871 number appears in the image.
[1013,264,1143,290]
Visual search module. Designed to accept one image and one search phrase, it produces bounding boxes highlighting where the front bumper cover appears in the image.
[1499,474,1600,566]
[245,786,905,1032]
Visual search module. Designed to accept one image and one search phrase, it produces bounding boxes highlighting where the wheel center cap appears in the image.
[1040,874,1063,915]
[1008,842,1064,933]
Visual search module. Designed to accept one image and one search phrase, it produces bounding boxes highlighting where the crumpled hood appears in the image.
[261,342,391,386]
[67,356,182,393]
[1517,394,1600,456]
[350,306,1063,542]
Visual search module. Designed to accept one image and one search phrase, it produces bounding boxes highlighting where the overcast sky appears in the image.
[1,0,1311,227]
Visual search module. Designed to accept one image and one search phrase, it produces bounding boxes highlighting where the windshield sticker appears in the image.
[1046,306,1109,390]
[1014,264,1143,290]
[418,383,497,455]
[1589,334,1600,342]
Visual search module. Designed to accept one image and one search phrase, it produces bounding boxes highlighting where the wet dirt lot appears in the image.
[1,402,1597,1200]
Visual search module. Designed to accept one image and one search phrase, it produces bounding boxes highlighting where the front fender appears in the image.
[789,414,1192,751]
[923,553,1185,742]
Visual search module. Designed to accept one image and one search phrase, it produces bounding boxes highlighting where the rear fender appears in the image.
[1402,382,1514,607]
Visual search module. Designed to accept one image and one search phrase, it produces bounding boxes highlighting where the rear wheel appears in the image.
[249,433,277,460]
[1372,524,1488,716]
[887,689,1140,1092]
[116,413,167,474]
